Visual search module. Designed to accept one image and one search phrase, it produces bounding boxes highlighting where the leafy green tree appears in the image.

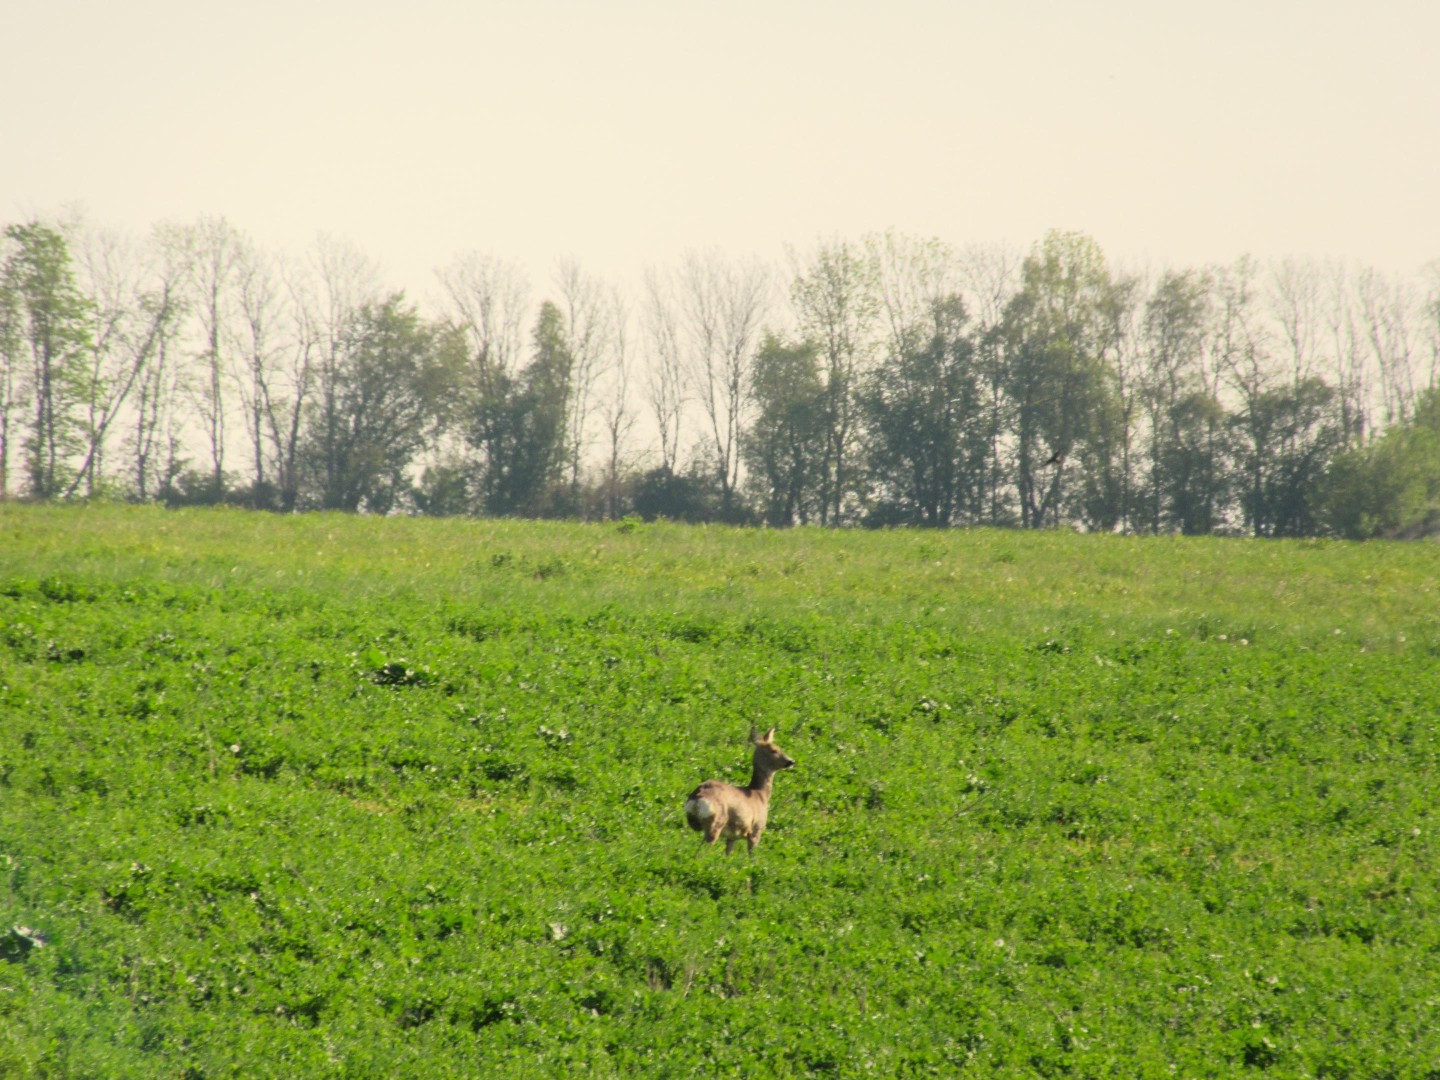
[1075,272,1139,532]
[1139,269,1225,533]
[0,257,20,498]
[789,239,881,524]
[302,293,462,513]
[860,296,988,526]
[1321,386,1440,538]
[466,360,521,514]
[469,301,574,516]
[1231,376,1348,536]
[519,299,574,513]
[955,243,1023,524]
[438,251,529,515]
[410,458,474,518]
[997,231,1126,528]
[630,464,720,523]
[1156,390,1230,534]
[743,333,826,526]
[2,221,93,498]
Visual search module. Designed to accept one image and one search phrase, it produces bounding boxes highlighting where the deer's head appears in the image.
[751,726,796,772]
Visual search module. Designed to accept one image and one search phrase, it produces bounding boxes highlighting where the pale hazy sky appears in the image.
[5,0,1438,296]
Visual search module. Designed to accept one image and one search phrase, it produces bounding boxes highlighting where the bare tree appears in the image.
[594,286,637,519]
[642,267,687,474]
[554,258,609,506]
[187,217,248,494]
[125,224,192,501]
[1355,266,1418,428]
[229,237,286,500]
[65,221,187,498]
[1426,261,1440,392]
[227,244,324,511]
[438,252,530,382]
[241,254,329,512]
[69,222,131,496]
[1322,261,1371,447]
[1270,258,1322,384]
[674,250,770,512]
[870,230,958,361]
[1216,257,1274,398]
[296,235,382,509]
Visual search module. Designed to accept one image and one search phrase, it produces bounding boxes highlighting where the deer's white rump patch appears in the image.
[685,796,715,823]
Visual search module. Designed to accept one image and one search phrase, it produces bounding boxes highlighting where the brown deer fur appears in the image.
[684,728,795,855]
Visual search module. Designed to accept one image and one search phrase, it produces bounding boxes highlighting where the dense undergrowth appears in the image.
[1,506,1438,1077]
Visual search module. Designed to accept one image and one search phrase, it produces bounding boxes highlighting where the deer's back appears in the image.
[686,779,765,835]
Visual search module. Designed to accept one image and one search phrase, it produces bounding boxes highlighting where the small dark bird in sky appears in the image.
[1043,452,1064,467]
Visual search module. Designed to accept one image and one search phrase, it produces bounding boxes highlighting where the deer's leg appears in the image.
[697,823,723,856]
[724,837,737,856]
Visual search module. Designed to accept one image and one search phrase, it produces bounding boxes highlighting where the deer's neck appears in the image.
[747,763,776,799]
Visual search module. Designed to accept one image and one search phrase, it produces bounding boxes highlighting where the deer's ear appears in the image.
[749,727,760,744]
[763,727,777,743]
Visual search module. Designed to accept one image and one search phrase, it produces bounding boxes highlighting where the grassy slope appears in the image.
[1,505,1437,1077]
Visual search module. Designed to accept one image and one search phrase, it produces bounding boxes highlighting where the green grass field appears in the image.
[2,505,1438,1077]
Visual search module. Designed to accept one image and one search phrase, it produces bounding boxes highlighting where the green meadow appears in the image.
[1,505,1437,1078]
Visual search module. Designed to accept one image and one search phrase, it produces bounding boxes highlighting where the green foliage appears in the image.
[6,218,1431,542]
[1322,387,1440,538]
[789,238,883,525]
[1138,270,1225,535]
[1231,377,1350,537]
[2,505,1439,1076]
[467,301,574,518]
[304,293,463,513]
[999,231,1130,529]
[2,220,94,498]
[861,296,989,527]
[630,465,723,524]
[744,333,826,527]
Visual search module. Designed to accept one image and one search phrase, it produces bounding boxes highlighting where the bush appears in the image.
[1322,388,1440,538]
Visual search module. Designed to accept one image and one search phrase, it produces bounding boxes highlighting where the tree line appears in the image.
[3,215,1439,537]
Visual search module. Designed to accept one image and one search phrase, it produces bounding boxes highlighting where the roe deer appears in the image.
[684,727,795,856]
